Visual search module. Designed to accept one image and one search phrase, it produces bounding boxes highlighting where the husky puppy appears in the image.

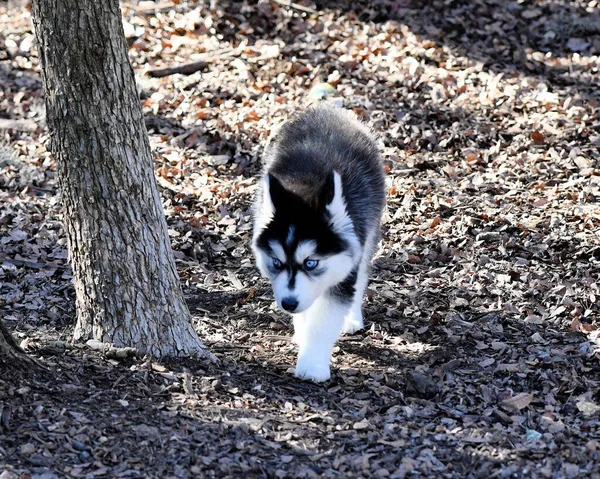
[252,106,385,382]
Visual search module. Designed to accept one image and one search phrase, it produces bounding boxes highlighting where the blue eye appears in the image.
[304,259,319,270]
[272,258,283,270]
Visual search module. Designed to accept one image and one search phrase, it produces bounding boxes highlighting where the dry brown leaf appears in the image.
[429,216,441,228]
[501,392,534,412]
[531,130,545,144]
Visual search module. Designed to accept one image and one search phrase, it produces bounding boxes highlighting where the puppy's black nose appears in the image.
[281,298,299,312]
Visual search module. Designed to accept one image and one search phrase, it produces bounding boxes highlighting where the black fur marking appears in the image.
[254,106,385,299]
[256,175,346,261]
[263,106,385,245]
[288,267,297,289]
[329,267,358,303]
[317,171,335,210]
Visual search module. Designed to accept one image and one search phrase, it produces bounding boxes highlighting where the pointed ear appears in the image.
[266,173,286,206]
[253,174,278,235]
[317,171,336,209]
[262,174,275,215]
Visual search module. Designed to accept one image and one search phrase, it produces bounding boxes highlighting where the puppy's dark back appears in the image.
[264,106,385,244]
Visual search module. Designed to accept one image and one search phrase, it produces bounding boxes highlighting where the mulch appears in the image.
[1,0,600,478]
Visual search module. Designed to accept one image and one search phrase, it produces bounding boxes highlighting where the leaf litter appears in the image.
[1,0,600,478]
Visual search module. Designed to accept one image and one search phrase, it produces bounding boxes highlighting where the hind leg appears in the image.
[341,262,368,334]
[342,230,377,335]
[293,296,349,382]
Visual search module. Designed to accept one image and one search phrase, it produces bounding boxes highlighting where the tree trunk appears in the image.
[30,0,212,359]
[0,319,29,368]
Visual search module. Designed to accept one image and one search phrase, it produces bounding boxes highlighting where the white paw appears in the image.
[295,357,331,382]
[342,309,363,334]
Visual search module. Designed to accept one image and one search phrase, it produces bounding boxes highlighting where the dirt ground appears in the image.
[1,0,600,478]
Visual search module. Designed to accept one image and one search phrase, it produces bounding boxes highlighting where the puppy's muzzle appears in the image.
[281,297,299,313]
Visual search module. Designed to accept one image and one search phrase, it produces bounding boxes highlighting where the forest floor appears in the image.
[1,0,600,478]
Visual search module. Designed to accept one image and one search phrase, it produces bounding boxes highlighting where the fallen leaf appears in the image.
[576,396,600,416]
[531,131,545,144]
[501,392,533,411]
[567,38,590,52]
[353,419,370,430]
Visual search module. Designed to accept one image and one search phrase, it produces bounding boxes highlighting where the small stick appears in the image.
[147,60,208,78]
[129,1,192,15]
[146,48,238,78]
[0,118,38,132]
[273,0,318,14]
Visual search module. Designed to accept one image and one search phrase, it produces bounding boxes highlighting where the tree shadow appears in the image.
[3,322,585,477]
[186,287,252,314]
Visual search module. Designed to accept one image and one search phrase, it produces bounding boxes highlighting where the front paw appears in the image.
[295,357,331,382]
[342,309,363,335]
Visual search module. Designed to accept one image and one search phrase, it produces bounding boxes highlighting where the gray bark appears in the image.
[0,319,29,368]
[30,0,212,359]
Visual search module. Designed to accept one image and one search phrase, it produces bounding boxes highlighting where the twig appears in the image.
[0,118,38,132]
[129,1,194,15]
[337,335,365,342]
[209,344,251,351]
[2,27,32,35]
[263,335,291,342]
[146,48,238,78]
[147,60,208,78]
[273,0,318,14]
[111,375,127,390]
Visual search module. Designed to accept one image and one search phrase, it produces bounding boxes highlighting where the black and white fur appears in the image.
[252,106,385,382]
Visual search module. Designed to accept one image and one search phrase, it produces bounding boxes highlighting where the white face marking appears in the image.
[252,170,364,315]
[294,240,317,264]
[269,248,356,314]
[268,240,286,263]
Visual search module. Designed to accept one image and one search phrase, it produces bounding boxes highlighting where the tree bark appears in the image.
[0,319,30,369]
[31,0,212,359]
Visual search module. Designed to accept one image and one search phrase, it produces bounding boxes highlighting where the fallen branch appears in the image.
[0,118,38,132]
[86,339,138,359]
[20,339,78,355]
[147,60,209,78]
[129,1,192,15]
[146,48,237,78]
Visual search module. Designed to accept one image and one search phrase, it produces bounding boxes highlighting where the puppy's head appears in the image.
[252,171,360,314]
